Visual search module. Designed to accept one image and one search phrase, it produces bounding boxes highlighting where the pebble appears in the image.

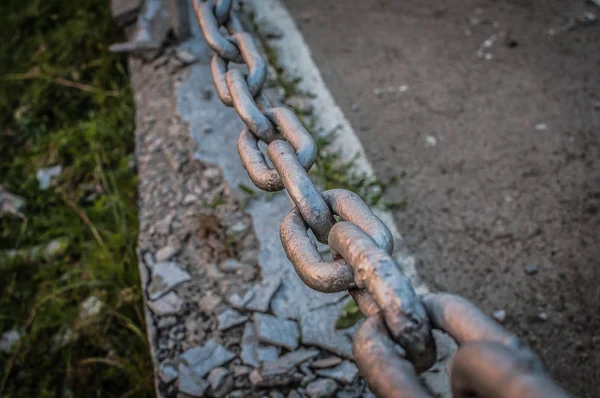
[425,136,438,147]
[183,193,198,205]
[198,291,223,313]
[254,313,300,351]
[157,316,178,329]
[232,365,252,377]
[208,367,230,390]
[180,339,236,377]
[311,356,342,369]
[525,264,538,275]
[492,309,507,323]
[0,329,21,353]
[535,123,548,131]
[159,363,179,384]
[36,165,62,190]
[351,103,359,112]
[538,312,549,322]
[148,291,183,316]
[229,290,255,310]
[147,262,191,300]
[217,308,249,330]
[178,363,209,397]
[175,48,198,65]
[314,361,358,384]
[306,378,339,398]
[155,245,180,262]
[288,391,302,398]
[219,259,247,273]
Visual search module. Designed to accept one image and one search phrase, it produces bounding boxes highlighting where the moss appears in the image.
[0,1,153,397]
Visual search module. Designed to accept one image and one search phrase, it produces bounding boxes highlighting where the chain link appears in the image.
[193,1,569,396]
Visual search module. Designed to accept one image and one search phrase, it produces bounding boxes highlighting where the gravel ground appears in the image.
[282,0,600,396]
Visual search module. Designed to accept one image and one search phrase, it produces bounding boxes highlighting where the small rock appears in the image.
[288,391,302,398]
[229,290,254,309]
[217,308,249,330]
[254,313,299,351]
[148,291,183,316]
[306,378,338,398]
[178,363,209,397]
[257,345,280,363]
[147,262,191,300]
[425,136,437,147]
[159,363,179,384]
[228,219,251,238]
[0,329,21,353]
[175,48,198,64]
[535,123,548,131]
[199,292,223,313]
[208,367,229,390]
[157,316,178,329]
[578,11,597,25]
[0,188,25,217]
[250,348,320,387]
[180,339,236,377]
[232,365,252,377]
[155,245,180,262]
[301,373,317,386]
[183,194,198,205]
[314,361,358,384]
[351,103,359,112]
[269,391,286,398]
[36,165,62,190]
[525,264,538,275]
[538,312,549,322]
[492,309,506,323]
[219,259,247,273]
[245,275,281,312]
[311,356,343,369]
[80,296,103,320]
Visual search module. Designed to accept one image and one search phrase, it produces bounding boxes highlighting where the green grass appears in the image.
[0,1,154,397]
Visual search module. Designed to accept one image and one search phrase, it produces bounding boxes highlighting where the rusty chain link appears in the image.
[193,1,569,396]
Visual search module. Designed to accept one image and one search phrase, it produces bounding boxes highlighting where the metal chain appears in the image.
[193,1,569,396]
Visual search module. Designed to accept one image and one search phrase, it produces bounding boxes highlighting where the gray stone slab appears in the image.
[180,339,235,377]
[245,275,281,312]
[241,322,260,367]
[147,261,191,300]
[254,313,299,351]
[311,356,342,369]
[261,348,321,377]
[306,378,338,398]
[148,291,183,316]
[159,362,178,384]
[217,308,248,330]
[257,345,280,363]
[314,361,358,384]
[178,363,209,397]
[300,303,353,358]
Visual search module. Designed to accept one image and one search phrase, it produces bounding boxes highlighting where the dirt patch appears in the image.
[282,0,600,396]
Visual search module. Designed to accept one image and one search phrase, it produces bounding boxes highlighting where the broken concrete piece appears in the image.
[254,313,299,350]
[208,367,229,390]
[155,244,180,262]
[245,275,281,312]
[228,290,254,309]
[180,339,235,377]
[178,363,209,397]
[147,261,191,300]
[217,308,248,330]
[148,291,183,316]
[241,321,279,367]
[250,348,320,387]
[311,356,343,369]
[159,362,178,384]
[306,378,338,398]
[300,303,353,358]
[257,345,280,363]
[315,361,358,384]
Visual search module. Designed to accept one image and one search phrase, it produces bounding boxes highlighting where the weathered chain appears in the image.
[193,1,569,396]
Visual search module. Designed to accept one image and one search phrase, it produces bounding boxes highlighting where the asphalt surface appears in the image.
[283,0,600,396]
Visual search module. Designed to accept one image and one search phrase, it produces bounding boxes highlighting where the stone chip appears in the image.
[217,308,249,330]
[180,339,235,377]
[148,261,191,300]
[306,378,338,398]
[148,291,183,316]
[254,313,299,351]
[315,361,358,384]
